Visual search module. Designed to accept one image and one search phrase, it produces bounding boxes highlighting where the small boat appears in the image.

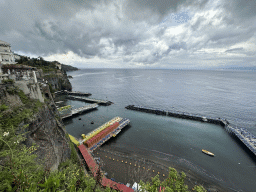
[202,149,215,157]
[91,121,94,124]
[202,117,208,122]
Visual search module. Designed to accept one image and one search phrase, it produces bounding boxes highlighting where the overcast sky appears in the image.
[1,0,256,69]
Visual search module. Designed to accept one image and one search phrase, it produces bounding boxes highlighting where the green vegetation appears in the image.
[0,90,105,191]
[0,132,104,192]
[61,64,79,72]
[17,56,58,73]
[0,90,43,134]
[48,83,55,93]
[58,105,72,111]
[2,79,15,84]
[16,55,72,92]
[17,90,43,113]
[6,85,19,95]
[16,56,78,72]
[140,168,206,192]
[0,104,9,112]
[66,133,80,165]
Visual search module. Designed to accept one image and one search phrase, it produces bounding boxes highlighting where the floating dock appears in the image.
[88,118,130,152]
[68,95,112,106]
[55,101,64,104]
[61,104,98,119]
[80,117,130,151]
[125,105,256,156]
[81,117,123,143]
[55,90,92,96]
[78,144,133,192]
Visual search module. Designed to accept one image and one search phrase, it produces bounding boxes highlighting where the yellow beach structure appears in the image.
[68,134,80,146]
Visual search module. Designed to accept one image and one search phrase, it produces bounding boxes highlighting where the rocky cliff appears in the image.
[0,82,72,171]
[15,56,74,92]
[22,104,71,171]
[41,70,72,92]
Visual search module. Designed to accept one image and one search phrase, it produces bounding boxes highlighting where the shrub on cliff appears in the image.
[0,131,104,191]
[139,168,207,192]
[0,104,8,112]
[2,79,15,84]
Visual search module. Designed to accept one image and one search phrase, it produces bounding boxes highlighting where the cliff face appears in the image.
[22,104,71,171]
[0,84,23,108]
[42,70,72,92]
[14,80,44,103]
[0,83,71,171]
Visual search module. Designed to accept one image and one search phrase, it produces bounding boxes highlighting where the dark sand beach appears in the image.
[92,145,231,192]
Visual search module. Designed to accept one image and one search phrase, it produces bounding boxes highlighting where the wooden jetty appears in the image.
[62,104,98,119]
[68,95,112,106]
[125,105,256,156]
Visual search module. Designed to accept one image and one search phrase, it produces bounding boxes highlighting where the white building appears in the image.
[0,40,16,64]
[55,62,62,70]
[0,40,17,75]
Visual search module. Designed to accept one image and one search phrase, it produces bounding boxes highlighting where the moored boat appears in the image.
[202,149,215,156]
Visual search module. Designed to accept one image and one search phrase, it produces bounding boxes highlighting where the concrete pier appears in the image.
[125,105,256,156]
[227,125,256,156]
[68,95,112,106]
[62,104,98,119]
[55,90,92,96]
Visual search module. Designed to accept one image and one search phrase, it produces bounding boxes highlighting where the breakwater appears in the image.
[125,105,228,126]
[125,105,256,156]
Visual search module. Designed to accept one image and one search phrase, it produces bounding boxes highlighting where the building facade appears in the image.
[0,40,17,75]
[0,40,16,64]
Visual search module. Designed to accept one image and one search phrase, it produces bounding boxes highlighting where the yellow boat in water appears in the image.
[202,149,215,157]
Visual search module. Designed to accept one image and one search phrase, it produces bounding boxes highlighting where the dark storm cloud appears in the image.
[223,0,256,19]
[124,0,209,22]
[0,0,255,68]
[34,0,110,17]
[33,20,103,57]
[0,0,209,57]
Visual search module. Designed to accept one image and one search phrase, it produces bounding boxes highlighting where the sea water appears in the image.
[61,69,256,191]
